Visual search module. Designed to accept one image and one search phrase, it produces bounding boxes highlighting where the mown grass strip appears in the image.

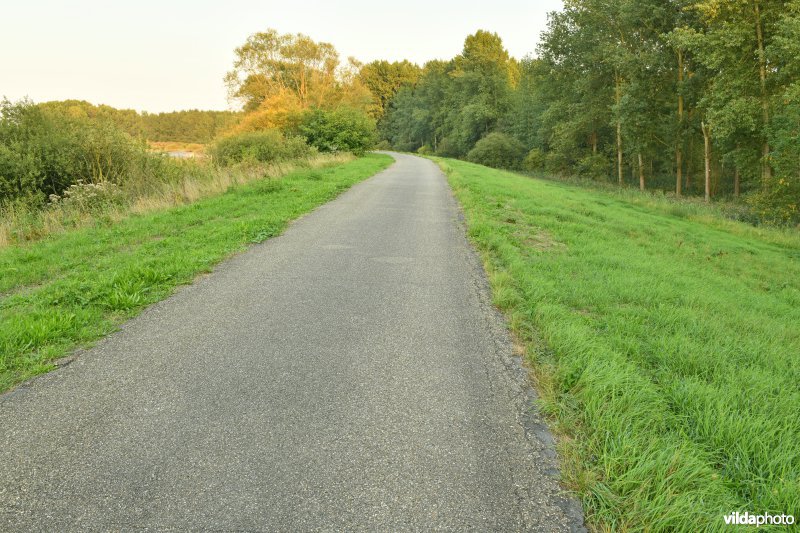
[434,157,800,532]
[0,154,393,392]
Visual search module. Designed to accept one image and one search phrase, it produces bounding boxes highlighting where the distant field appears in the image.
[148,141,207,155]
[0,154,393,392]
[435,157,800,531]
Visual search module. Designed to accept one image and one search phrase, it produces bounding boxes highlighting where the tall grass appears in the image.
[434,157,800,532]
[0,154,353,247]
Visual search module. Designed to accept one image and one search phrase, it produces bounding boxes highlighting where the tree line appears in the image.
[37,100,241,144]
[6,10,799,224]
[365,1,800,225]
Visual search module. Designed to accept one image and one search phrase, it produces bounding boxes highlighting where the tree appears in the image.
[296,107,376,155]
[224,29,372,114]
[687,1,786,188]
[445,31,517,156]
[358,60,421,119]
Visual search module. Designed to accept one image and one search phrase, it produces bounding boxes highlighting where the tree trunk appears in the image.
[734,167,740,197]
[676,48,684,197]
[591,131,598,155]
[702,121,712,203]
[299,69,307,107]
[638,153,645,191]
[686,134,693,191]
[754,1,772,183]
[615,73,623,185]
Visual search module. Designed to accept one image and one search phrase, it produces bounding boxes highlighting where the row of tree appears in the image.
[364,1,800,224]
[36,100,241,144]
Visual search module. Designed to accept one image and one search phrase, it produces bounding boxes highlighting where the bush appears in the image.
[747,176,800,226]
[466,132,526,170]
[48,180,126,213]
[435,137,460,158]
[544,151,570,175]
[522,148,545,171]
[576,154,610,180]
[296,107,376,155]
[208,130,314,166]
[0,99,150,202]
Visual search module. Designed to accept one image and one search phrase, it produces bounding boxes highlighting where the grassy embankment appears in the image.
[0,153,393,392]
[0,154,343,247]
[434,157,800,531]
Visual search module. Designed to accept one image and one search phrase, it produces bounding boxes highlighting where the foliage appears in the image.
[465,132,525,169]
[381,32,516,158]
[224,89,304,135]
[38,100,241,143]
[208,130,314,166]
[380,10,800,223]
[224,29,371,114]
[522,148,545,171]
[358,60,421,118]
[575,153,610,180]
[0,99,152,202]
[0,154,394,391]
[220,29,379,157]
[48,180,126,213]
[140,109,241,143]
[436,156,800,531]
[295,107,376,155]
[748,176,800,224]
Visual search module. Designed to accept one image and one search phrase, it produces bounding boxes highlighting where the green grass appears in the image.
[433,157,800,532]
[0,154,392,392]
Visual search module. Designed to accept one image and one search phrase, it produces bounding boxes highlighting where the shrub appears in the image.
[48,180,126,213]
[466,132,526,170]
[373,139,392,151]
[296,107,376,155]
[576,154,610,180]
[0,99,150,202]
[435,137,460,158]
[544,151,570,175]
[522,148,545,171]
[208,130,314,166]
[747,176,800,226]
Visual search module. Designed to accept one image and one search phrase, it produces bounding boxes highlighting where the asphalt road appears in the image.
[0,153,584,532]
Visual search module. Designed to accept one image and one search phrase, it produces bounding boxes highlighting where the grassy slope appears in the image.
[0,154,393,392]
[435,157,800,531]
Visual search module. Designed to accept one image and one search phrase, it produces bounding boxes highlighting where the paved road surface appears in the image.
[0,153,584,531]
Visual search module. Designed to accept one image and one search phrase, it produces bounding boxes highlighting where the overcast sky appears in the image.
[0,0,563,113]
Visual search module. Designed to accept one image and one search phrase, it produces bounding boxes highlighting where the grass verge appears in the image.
[433,156,800,531]
[0,153,393,392]
[0,154,351,247]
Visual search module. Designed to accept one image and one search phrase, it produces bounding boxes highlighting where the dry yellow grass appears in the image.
[148,141,206,154]
[0,153,354,247]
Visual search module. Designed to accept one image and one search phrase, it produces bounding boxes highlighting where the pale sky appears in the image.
[0,1,563,113]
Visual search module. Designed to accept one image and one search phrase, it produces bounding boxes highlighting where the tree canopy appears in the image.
[378,10,800,224]
[223,29,373,135]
